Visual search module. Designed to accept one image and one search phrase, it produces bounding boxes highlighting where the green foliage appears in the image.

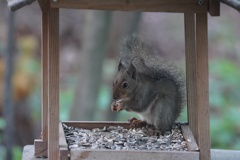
[29,88,41,122]
[13,146,22,160]
[209,59,240,149]
[0,119,22,160]
[117,110,139,121]
[0,118,6,129]
[97,85,111,111]
[0,146,22,160]
[0,146,6,160]
[94,85,112,121]
[60,88,74,121]
[177,106,188,122]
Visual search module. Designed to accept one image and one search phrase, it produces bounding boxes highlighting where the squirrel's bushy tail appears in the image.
[119,34,158,67]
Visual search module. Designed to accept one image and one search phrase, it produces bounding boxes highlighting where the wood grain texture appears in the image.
[184,13,198,141]
[60,148,69,160]
[34,1,49,158]
[181,125,199,151]
[71,149,199,160]
[25,145,240,160]
[59,122,68,148]
[34,139,47,157]
[51,0,208,13]
[185,13,210,160]
[38,0,49,12]
[196,13,210,160]
[40,1,49,143]
[209,0,220,16]
[61,122,199,159]
[59,122,69,160]
[63,121,131,129]
[47,8,60,160]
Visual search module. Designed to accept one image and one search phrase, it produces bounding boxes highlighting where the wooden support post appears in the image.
[35,4,60,158]
[185,13,210,160]
[41,4,49,144]
[196,13,210,160]
[34,0,49,157]
[184,13,198,139]
[47,7,60,160]
[181,125,199,151]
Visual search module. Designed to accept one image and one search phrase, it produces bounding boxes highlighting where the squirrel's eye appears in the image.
[122,82,128,89]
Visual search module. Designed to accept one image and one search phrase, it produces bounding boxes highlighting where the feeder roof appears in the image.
[6,0,240,16]
[7,0,36,11]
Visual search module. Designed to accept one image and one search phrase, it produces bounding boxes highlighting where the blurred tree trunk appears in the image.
[107,12,142,57]
[126,12,142,35]
[3,10,15,160]
[70,11,112,120]
[104,12,142,121]
[2,12,36,159]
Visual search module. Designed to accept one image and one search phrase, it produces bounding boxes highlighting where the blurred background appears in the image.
[0,1,240,159]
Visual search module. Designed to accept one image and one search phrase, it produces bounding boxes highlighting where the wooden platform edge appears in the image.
[59,122,68,148]
[22,145,240,160]
[60,148,68,160]
[63,121,131,129]
[181,125,199,151]
[63,121,200,159]
[59,122,69,159]
[70,149,199,160]
[50,0,208,13]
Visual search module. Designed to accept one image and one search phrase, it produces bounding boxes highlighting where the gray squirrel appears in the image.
[111,35,185,132]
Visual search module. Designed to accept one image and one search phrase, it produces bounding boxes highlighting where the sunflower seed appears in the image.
[63,124,188,151]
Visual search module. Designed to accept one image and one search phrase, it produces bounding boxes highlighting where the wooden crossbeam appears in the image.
[51,0,208,13]
[209,0,220,16]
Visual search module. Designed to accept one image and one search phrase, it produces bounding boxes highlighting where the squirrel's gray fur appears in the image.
[112,35,185,132]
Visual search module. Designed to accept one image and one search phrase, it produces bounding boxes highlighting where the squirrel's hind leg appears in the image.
[128,117,147,128]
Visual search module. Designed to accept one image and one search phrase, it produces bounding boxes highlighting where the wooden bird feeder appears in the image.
[8,0,225,159]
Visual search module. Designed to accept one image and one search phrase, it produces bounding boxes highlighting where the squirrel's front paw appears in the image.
[111,101,123,112]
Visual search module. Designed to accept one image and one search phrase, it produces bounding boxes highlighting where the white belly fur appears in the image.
[136,95,159,125]
[137,106,154,125]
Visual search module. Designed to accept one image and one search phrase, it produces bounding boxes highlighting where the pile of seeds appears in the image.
[63,123,188,151]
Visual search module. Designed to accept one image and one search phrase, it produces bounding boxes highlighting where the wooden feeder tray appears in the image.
[59,121,199,160]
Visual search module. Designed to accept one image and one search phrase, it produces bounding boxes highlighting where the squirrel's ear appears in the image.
[118,59,124,71]
[127,63,137,80]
